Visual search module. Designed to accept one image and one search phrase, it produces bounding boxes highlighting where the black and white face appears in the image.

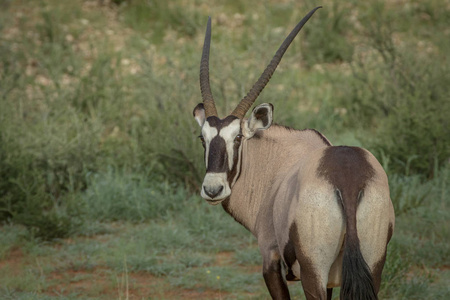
[193,103,273,204]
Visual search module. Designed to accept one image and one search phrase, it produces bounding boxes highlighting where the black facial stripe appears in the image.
[227,132,243,186]
[207,136,228,172]
[206,115,239,130]
[203,115,243,185]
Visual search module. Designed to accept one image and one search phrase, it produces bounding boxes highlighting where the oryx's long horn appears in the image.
[200,17,218,118]
[231,6,322,119]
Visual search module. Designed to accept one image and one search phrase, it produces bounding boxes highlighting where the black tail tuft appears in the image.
[340,237,377,300]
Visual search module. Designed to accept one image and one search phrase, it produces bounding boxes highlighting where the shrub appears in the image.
[301,1,354,67]
[337,1,449,176]
[119,0,201,43]
[82,170,188,222]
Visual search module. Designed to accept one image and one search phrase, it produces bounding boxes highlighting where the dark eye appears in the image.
[234,134,243,144]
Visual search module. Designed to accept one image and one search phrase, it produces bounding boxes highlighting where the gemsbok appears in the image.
[192,7,395,300]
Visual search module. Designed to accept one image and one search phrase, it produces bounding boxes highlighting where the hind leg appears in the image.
[298,263,337,300]
[357,189,395,293]
[371,253,387,293]
[327,288,333,300]
[365,222,394,293]
[294,226,342,300]
[261,246,291,299]
[297,263,328,300]
[294,192,345,299]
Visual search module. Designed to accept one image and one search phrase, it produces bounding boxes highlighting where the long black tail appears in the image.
[340,233,377,299]
[340,190,377,300]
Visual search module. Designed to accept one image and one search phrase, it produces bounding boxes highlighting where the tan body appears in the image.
[194,7,395,299]
[223,125,394,297]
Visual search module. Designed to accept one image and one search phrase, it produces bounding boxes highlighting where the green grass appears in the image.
[0,0,449,299]
[1,167,448,299]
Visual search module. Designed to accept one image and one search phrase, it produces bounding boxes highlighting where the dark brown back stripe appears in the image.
[307,129,331,146]
[269,125,331,146]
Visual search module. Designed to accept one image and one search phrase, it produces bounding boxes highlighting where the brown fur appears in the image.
[223,126,393,299]
[197,120,394,299]
[317,147,380,300]
[318,146,375,207]
[195,6,393,298]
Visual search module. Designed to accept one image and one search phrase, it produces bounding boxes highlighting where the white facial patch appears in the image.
[218,119,241,170]
[242,120,253,138]
[202,119,241,170]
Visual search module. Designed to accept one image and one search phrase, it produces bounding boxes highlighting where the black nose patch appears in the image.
[204,185,224,199]
[207,136,228,172]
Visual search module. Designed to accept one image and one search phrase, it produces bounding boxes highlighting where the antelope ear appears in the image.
[245,103,273,137]
[193,103,206,127]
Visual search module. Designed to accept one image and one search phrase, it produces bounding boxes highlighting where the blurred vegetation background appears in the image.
[0,0,448,299]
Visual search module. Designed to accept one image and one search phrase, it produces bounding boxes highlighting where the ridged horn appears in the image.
[199,17,218,117]
[231,6,322,119]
